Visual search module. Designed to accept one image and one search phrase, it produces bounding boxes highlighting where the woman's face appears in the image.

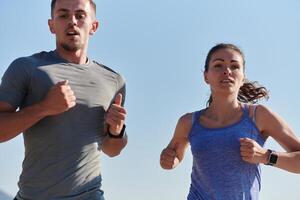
[204,48,245,96]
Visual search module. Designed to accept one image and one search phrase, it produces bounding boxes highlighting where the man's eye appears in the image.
[76,14,86,19]
[59,14,68,19]
[214,64,222,68]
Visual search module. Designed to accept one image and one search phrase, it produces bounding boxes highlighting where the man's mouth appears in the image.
[66,30,80,36]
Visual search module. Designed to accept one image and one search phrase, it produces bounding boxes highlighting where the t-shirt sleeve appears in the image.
[0,57,31,108]
[116,74,126,107]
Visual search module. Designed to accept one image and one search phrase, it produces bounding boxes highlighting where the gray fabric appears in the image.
[0,51,125,200]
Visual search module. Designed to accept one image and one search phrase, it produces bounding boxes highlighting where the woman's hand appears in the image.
[239,137,269,164]
[160,147,180,169]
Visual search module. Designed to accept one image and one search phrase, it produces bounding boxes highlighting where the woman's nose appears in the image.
[223,67,231,75]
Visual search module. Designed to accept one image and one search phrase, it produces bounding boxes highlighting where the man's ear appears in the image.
[89,20,99,35]
[48,19,55,34]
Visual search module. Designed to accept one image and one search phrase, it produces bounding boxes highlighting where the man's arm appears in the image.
[0,101,48,142]
[0,80,76,142]
[101,133,128,157]
[101,93,127,157]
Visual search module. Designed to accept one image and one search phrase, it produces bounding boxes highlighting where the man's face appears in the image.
[48,0,98,52]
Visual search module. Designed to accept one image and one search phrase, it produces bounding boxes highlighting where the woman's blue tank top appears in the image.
[187,105,266,200]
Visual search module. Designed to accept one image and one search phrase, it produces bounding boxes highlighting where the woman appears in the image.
[160,43,300,200]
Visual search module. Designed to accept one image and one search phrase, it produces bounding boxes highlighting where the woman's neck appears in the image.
[205,94,242,122]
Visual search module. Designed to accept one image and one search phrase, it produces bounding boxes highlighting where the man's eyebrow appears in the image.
[56,8,69,13]
[56,9,87,14]
[75,9,86,13]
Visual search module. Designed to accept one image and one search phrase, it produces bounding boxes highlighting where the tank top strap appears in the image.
[241,103,249,117]
[242,103,259,123]
[252,105,258,123]
[191,110,204,126]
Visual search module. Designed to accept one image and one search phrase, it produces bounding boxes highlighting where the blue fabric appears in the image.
[187,105,266,200]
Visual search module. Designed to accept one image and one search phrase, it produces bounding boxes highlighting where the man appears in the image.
[0,0,127,199]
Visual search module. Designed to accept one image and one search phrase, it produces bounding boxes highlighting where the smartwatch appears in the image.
[266,149,278,166]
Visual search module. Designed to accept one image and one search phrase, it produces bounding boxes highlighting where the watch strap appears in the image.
[107,124,126,139]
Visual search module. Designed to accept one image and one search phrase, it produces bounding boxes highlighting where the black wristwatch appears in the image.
[266,149,278,166]
[107,124,126,139]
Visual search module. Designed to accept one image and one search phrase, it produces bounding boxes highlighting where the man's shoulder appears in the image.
[91,61,126,92]
[91,61,126,86]
[91,60,119,75]
[30,50,52,58]
[28,50,56,63]
[12,51,53,66]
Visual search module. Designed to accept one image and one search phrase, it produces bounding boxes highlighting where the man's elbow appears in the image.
[0,138,7,143]
[106,151,121,158]
[101,137,128,157]
[0,132,15,143]
[103,148,123,157]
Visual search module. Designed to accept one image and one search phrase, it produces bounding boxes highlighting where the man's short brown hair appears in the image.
[51,0,96,18]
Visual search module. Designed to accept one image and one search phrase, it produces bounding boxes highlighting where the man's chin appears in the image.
[61,43,83,52]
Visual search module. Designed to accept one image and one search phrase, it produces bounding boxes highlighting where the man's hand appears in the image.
[160,147,180,170]
[240,137,269,164]
[40,80,76,116]
[105,93,126,136]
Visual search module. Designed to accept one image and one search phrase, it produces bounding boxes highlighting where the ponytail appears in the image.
[206,80,269,107]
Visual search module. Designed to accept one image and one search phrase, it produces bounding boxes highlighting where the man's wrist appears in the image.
[107,124,126,139]
[35,101,51,118]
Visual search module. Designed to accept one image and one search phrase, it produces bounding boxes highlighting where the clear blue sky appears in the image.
[1,0,300,199]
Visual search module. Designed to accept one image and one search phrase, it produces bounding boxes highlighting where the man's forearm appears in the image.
[101,135,128,157]
[0,103,48,142]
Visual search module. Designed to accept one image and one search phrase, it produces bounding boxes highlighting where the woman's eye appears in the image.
[231,65,240,70]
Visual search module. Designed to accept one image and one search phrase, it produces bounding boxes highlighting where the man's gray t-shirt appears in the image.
[0,51,126,200]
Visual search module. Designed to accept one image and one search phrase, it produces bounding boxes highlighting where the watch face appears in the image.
[269,153,278,165]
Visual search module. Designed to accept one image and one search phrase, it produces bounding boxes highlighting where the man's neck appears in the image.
[56,47,88,64]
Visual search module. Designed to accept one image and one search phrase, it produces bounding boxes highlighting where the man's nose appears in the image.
[69,15,77,26]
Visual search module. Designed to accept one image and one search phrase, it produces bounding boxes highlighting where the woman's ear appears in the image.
[242,75,246,84]
[204,71,209,84]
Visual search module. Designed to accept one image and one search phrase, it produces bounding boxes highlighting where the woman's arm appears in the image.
[160,113,192,170]
[257,105,300,151]
[240,105,300,173]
